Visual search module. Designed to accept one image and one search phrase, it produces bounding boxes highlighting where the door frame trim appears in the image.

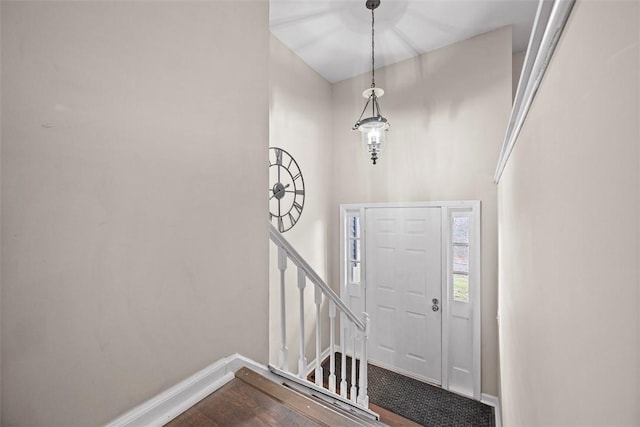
[339,200,481,400]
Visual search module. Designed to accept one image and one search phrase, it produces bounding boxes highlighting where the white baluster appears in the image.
[328,301,336,393]
[340,313,348,398]
[314,284,323,387]
[278,246,288,371]
[350,323,358,403]
[297,267,307,378]
[357,313,370,407]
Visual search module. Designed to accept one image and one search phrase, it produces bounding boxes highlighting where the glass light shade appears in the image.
[358,117,389,164]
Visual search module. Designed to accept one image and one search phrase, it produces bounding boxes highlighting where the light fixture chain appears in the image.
[354,0,389,166]
[371,7,375,89]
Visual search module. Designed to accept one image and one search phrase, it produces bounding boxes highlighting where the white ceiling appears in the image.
[270,0,539,83]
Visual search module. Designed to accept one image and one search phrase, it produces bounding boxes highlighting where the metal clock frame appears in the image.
[269,147,305,232]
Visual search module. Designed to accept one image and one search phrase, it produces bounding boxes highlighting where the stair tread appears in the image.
[166,367,380,427]
[235,367,378,427]
[166,376,320,427]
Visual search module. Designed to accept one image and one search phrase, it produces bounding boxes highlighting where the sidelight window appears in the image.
[451,214,470,302]
[347,214,362,284]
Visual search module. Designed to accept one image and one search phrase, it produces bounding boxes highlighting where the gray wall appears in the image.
[498,1,640,424]
[330,27,512,396]
[1,2,269,425]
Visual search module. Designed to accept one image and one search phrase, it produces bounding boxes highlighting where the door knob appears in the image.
[432,298,439,312]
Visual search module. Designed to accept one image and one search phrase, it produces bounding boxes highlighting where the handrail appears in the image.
[269,224,366,331]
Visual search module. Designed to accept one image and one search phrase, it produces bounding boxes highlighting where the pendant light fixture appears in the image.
[352,0,389,165]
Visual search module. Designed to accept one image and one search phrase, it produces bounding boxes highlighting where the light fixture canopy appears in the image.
[352,0,389,165]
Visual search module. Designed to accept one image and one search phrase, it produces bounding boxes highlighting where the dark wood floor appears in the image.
[166,367,384,427]
[370,404,422,427]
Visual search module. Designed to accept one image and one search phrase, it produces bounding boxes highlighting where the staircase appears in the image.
[166,367,383,427]
[269,224,378,420]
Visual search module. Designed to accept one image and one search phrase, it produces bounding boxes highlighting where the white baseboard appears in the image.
[481,393,502,427]
[226,353,270,376]
[105,351,497,427]
[105,354,270,427]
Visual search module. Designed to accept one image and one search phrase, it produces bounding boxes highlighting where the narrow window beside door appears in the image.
[347,215,361,284]
[451,215,470,302]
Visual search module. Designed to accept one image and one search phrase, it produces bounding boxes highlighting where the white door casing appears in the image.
[365,207,442,384]
[340,201,481,400]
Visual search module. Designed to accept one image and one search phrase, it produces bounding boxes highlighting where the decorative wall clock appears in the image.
[269,147,305,232]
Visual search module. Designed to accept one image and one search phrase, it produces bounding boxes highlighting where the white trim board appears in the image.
[105,354,274,427]
[340,200,480,209]
[494,0,575,183]
[481,393,502,427]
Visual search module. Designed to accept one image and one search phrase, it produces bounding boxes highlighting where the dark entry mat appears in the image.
[317,353,494,427]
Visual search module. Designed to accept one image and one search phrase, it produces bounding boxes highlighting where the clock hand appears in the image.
[269,183,290,200]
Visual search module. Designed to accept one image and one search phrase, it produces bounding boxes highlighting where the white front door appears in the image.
[365,207,442,384]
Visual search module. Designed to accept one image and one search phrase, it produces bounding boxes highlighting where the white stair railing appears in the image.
[269,224,372,413]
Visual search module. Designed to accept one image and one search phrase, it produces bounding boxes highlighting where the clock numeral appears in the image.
[278,217,284,232]
[292,172,302,181]
[293,201,303,214]
[288,212,296,225]
[287,157,293,170]
[295,189,305,196]
[275,148,283,165]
